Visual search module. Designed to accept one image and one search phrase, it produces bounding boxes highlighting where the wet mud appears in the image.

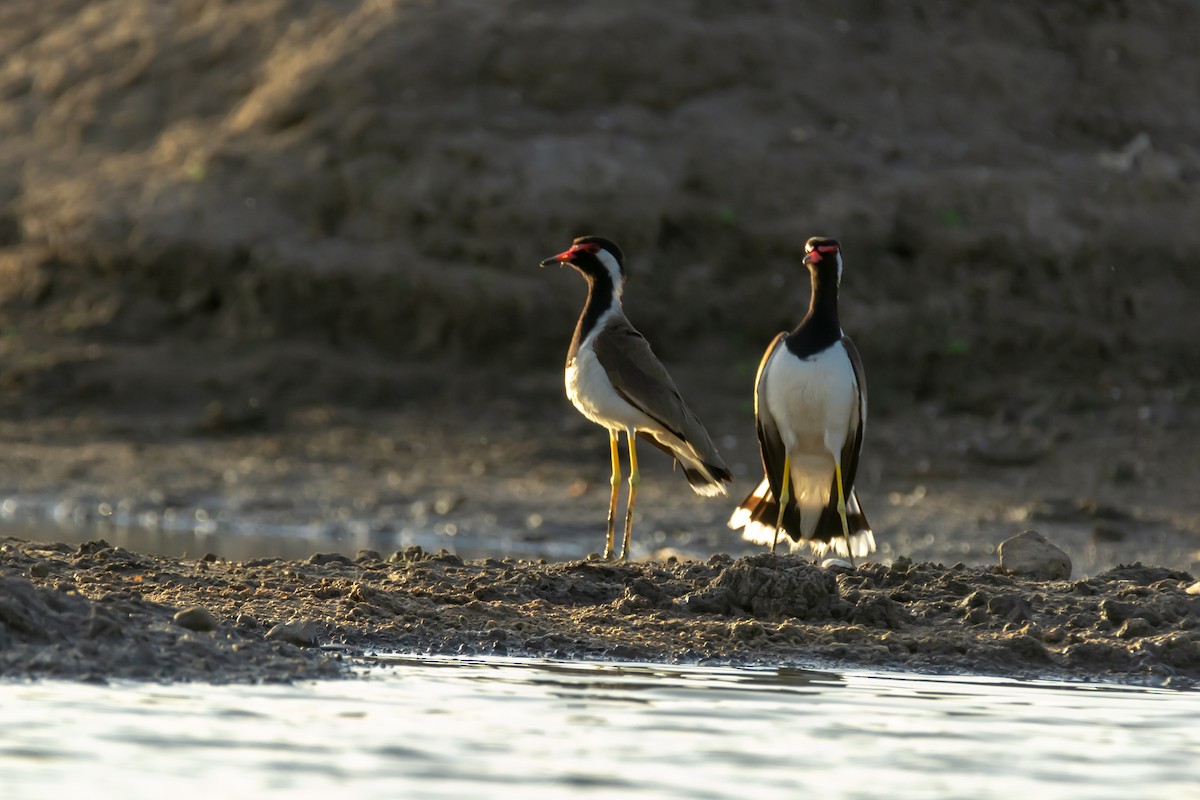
[3,538,1197,687]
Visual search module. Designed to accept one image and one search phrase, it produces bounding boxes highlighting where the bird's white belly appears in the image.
[566,347,655,433]
[763,343,858,533]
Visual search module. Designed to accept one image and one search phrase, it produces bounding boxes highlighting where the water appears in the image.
[2,656,1197,799]
[0,496,600,562]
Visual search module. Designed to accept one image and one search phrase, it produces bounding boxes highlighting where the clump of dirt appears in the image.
[676,555,846,619]
[3,538,1197,686]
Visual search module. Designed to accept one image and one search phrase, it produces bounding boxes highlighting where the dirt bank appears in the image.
[2,537,1197,686]
[2,1,1200,418]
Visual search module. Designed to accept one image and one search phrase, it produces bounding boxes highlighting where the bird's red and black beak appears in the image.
[540,247,575,268]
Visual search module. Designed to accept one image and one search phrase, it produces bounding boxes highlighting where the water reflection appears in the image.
[0,509,576,562]
[2,657,1198,799]
[387,656,846,698]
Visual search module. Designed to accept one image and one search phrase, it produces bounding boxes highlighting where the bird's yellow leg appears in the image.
[835,462,855,568]
[772,454,791,555]
[604,430,621,560]
[620,428,640,561]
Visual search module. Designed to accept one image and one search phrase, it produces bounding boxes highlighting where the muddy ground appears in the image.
[1,4,1199,684]
[2,537,1198,687]
[1,357,1197,685]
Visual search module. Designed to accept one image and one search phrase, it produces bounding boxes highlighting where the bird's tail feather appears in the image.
[637,431,732,496]
[683,463,734,497]
[729,479,874,557]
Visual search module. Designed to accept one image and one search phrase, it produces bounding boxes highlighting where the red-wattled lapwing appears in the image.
[728,237,874,565]
[541,236,733,561]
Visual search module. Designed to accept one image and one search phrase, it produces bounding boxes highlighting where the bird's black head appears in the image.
[540,235,626,285]
[803,237,842,284]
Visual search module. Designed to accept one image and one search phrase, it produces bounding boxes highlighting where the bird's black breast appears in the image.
[783,318,842,359]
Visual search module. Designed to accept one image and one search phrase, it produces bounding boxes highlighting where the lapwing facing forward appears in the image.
[728,237,875,564]
[541,236,733,560]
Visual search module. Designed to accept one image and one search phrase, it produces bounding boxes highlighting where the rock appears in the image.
[307,552,353,566]
[998,530,1071,580]
[173,606,219,632]
[1186,582,1200,596]
[266,620,322,647]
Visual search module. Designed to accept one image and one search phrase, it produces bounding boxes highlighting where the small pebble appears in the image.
[173,606,218,632]
[308,552,353,566]
[266,620,321,647]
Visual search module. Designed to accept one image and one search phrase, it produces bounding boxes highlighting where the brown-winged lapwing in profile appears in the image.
[541,236,733,561]
[728,237,874,565]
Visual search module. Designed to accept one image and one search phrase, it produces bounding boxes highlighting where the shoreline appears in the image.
[2,537,1196,687]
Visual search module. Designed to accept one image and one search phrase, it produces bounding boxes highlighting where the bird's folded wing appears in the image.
[754,334,789,508]
[753,333,785,418]
[591,321,716,454]
[839,335,867,490]
[843,335,867,428]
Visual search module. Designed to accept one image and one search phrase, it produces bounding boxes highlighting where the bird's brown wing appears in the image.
[591,318,726,470]
[841,334,867,492]
[750,334,804,538]
[753,333,787,492]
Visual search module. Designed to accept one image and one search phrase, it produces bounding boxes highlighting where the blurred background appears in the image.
[0,1,1197,573]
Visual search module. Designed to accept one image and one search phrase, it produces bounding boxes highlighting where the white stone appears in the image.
[999,530,1072,580]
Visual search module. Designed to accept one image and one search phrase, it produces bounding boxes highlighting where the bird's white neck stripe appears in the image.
[596,249,624,297]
